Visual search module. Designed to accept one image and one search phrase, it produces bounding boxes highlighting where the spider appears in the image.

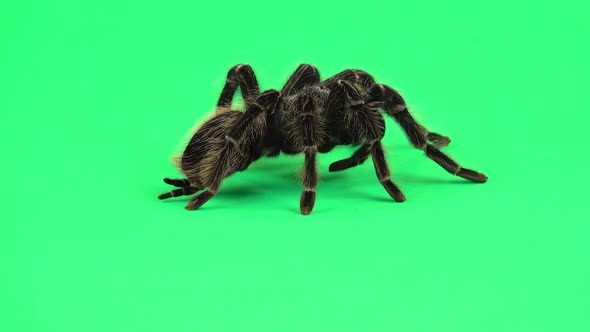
[158,64,487,215]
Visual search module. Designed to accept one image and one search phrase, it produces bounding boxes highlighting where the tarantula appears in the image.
[158,64,487,215]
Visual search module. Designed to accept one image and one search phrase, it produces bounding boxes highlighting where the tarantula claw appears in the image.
[329,160,353,172]
[427,132,451,148]
[163,178,190,187]
[300,191,316,215]
[158,192,172,200]
[158,186,199,200]
[186,191,215,210]
[457,168,488,183]
[380,180,406,202]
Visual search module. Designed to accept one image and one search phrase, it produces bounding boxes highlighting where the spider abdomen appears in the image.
[180,110,261,188]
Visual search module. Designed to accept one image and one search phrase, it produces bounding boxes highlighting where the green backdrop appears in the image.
[2,1,589,331]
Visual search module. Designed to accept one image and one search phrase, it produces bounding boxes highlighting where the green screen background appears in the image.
[2,1,589,331]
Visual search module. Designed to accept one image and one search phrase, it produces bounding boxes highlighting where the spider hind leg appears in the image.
[378,85,487,183]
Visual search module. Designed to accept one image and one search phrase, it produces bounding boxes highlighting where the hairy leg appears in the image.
[371,141,406,202]
[281,64,320,96]
[322,69,376,89]
[300,147,318,215]
[376,84,487,182]
[216,64,260,112]
[329,143,372,172]
[324,70,452,146]
[289,93,322,215]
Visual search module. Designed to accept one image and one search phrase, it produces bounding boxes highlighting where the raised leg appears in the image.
[186,90,281,210]
[216,64,260,112]
[281,64,320,96]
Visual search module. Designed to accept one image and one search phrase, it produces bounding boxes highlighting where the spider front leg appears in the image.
[216,64,260,112]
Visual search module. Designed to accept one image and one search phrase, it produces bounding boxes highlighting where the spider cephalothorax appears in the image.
[159,64,487,214]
